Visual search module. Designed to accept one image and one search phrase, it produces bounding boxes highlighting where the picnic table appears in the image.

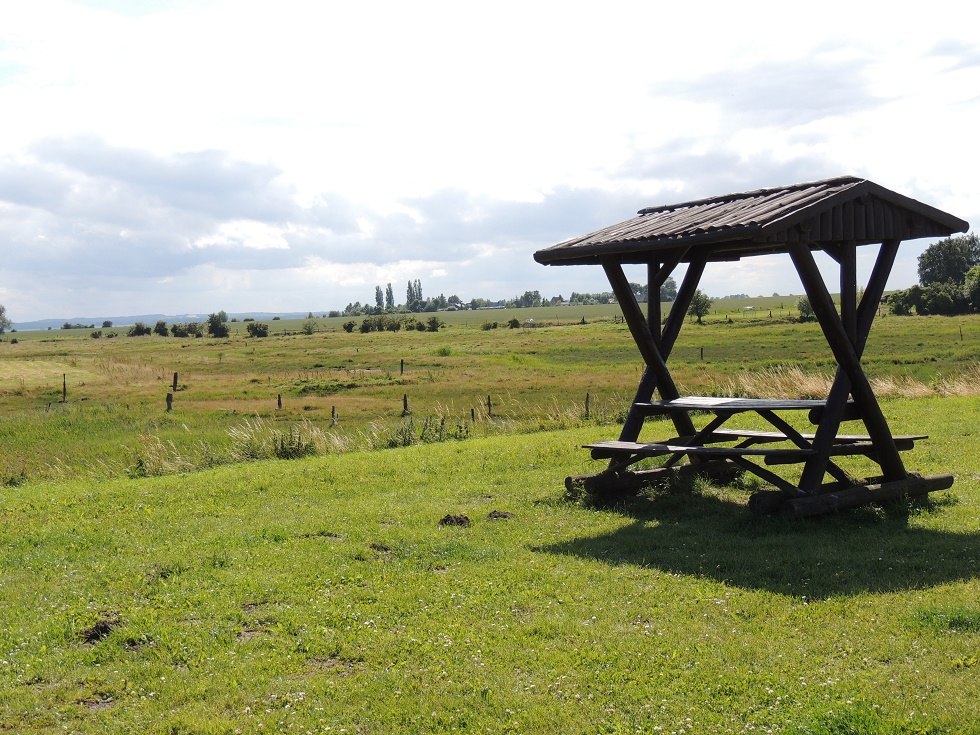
[533,177,967,517]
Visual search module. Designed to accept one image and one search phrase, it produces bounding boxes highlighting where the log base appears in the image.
[748,473,954,519]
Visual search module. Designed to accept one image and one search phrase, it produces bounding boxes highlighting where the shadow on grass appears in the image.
[534,490,980,598]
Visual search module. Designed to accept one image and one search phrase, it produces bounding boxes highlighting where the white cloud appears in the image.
[193,221,290,251]
[0,0,978,321]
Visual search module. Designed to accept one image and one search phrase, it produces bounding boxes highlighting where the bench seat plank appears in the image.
[585,440,816,459]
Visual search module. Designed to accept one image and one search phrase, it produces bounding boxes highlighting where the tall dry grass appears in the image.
[710,364,980,400]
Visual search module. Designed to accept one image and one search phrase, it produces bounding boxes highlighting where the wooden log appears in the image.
[779,474,954,519]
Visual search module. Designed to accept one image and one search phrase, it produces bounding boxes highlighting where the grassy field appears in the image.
[1,304,979,732]
[1,396,978,734]
[1,304,979,484]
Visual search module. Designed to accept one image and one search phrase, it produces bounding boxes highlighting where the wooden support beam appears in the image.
[840,241,857,345]
[647,262,662,351]
[603,259,697,440]
[798,240,901,490]
[618,255,704,443]
[789,242,906,483]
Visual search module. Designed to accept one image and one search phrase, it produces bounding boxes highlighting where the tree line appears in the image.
[887,234,980,315]
[334,277,680,318]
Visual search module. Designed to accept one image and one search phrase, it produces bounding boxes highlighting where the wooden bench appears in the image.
[584,439,887,462]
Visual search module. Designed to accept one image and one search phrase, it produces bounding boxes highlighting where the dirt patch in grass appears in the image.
[80,614,119,645]
[439,514,471,527]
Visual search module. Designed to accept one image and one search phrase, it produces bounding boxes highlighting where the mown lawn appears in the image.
[2,395,978,734]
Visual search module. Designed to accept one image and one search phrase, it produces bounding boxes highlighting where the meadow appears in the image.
[1,302,979,733]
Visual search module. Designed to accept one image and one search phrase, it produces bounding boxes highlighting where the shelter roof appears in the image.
[534,176,969,265]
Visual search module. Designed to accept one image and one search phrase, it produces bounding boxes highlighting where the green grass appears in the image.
[1,395,978,733]
[3,309,980,483]
[2,304,979,732]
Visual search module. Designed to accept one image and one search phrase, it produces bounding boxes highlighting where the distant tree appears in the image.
[375,285,384,309]
[662,276,678,302]
[128,322,152,337]
[153,320,169,337]
[217,310,229,323]
[797,296,815,321]
[426,316,444,332]
[101,320,112,329]
[965,265,980,312]
[919,281,966,315]
[511,290,542,308]
[302,319,317,335]
[0,304,10,334]
[687,290,712,324]
[246,322,269,337]
[207,313,230,338]
[917,233,980,286]
[385,283,395,311]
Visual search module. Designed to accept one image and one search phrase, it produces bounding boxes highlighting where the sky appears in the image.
[2,0,979,322]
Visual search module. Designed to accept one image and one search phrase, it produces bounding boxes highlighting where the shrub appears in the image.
[90,330,102,339]
[508,318,520,329]
[128,322,152,337]
[426,316,444,332]
[797,296,815,321]
[342,321,356,333]
[153,320,169,337]
[247,322,269,337]
[301,319,316,335]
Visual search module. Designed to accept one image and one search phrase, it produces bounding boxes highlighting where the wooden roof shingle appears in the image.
[534,176,969,265]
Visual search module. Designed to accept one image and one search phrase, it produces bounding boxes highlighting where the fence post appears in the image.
[331,405,337,426]
[400,359,404,375]
[486,394,492,417]
[471,407,476,423]
[700,347,704,361]
[277,394,282,410]
[62,374,67,402]
[166,392,173,412]
[172,372,179,392]
[402,394,410,416]
[585,392,591,420]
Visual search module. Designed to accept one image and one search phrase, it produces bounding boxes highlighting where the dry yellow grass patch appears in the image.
[713,364,980,400]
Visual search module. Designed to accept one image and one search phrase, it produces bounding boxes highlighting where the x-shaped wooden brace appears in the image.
[601,253,706,449]
[789,239,906,492]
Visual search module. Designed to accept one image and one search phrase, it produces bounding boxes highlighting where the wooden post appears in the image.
[487,394,492,417]
[603,259,696,440]
[790,241,906,483]
[331,405,337,426]
[617,255,704,444]
[402,394,410,416]
[172,372,179,392]
[585,392,591,419]
[471,407,476,423]
[700,347,704,361]
[166,392,173,412]
[277,394,282,410]
[400,359,404,375]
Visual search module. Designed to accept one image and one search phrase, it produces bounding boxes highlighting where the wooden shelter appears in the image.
[534,176,969,517]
